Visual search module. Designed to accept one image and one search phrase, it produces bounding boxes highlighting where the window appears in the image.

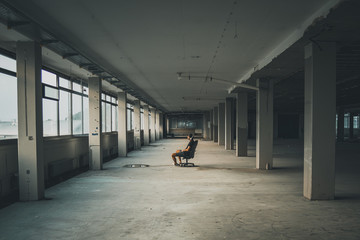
[0,72,17,139]
[83,96,89,134]
[141,110,144,130]
[59,90,71,135]
[127,108,132,130]
[112,105,117,131]
[59,77,71,89]
[72,94,82,134]
[73,82,82,93]
[106,103,111,132]
[42,70,57,87]
[43,98,58,136]
[0,54,16,72]
[344,113,350,129]
[101,93,118,132]
[101,101,105,132]
[354,116,359,129]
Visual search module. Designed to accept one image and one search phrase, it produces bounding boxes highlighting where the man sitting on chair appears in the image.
[172,134,195,166]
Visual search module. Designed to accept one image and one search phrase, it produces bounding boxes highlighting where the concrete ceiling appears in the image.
[1,0,355,112]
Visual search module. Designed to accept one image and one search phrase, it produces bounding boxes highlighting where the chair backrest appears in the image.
[189,140,198,158]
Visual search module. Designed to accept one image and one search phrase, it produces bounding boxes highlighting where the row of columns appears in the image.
[205,42,336,200]
[16,41,165,201]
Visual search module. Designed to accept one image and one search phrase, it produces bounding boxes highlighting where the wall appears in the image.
[0,133,121,206]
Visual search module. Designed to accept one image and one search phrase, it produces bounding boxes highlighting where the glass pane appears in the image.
[42,70,57,87]
[102,93,105,100]
[131,110,134,130]
[106,103,111,132]
[59,90,71,135]
[102,101,106,132]
[73,82,82,93]
[59,77,71,89]
[44,85,59,100]
[141,112,144,130]
[83,86,88,96]
[72,94,82,134]
[0,54,16,72]
[0,73,17,139]
[127,109,131,131]
[83,96,89,134]
[112,105,117,131]
[43,99,58,136]
[111,97,116,103]
[106,95,111,102]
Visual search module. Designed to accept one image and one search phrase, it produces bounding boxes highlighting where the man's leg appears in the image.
[171,153,178,165]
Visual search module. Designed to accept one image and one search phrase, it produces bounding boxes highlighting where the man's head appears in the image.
[187,134,193,140]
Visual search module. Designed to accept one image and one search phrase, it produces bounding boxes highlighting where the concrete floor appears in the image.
[0,139,360,240]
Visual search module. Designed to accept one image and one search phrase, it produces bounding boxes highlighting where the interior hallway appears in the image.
[0,139,359,240]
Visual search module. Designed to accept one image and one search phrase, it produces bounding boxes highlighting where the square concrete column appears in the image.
[89,77,103,170]
[159,112,163,139]
[203,112,210,140]
[304,42,336,200]
[225,98,234,150]
[218,103,225,146]
[17,41,44,201]
[155,110,160,140]
[337,108,344,142]
[213,107,218,142]
[256,78,274,170]
[166,117,170,138]
[133,100,141,150]
[143,105,150,145]
[236,92,248,156]
[150,108,156,142]
[209,109,213,140]
[118,92,127,157]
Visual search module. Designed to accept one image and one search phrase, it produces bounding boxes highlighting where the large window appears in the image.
[42,70,59,136]
[127,104,134,131]
[0,65,17,139]
[344,113,350,129]
[101,93,118,132]
[42,70,90,136]
[141,109,144,130]
[354,115,359,129]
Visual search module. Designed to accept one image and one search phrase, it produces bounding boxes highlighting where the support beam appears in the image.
[225,98,234,150]
[133,100,141,150]
[17,41,44,201]
[89,77,103,170]
[218,103,225,146]
[256,78,273,170]
[236,92,248,157]
[304,42,336,200]
[143,105,150,145]
[150,108,156,143]
[118,92,127,157]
